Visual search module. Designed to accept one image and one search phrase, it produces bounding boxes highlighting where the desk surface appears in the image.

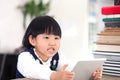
[11,78,38,80]
[102,75,120,80]
[12,75,120,80]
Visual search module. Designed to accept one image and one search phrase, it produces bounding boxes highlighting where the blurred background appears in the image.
[0,0,114,80]
[0,0,113,61]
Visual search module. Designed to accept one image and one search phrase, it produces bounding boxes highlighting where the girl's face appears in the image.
[29,34,61,62]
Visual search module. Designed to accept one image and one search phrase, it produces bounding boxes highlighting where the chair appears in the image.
[0,53,18,80]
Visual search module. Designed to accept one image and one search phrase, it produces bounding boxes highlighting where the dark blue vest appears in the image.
[16,48,59,78]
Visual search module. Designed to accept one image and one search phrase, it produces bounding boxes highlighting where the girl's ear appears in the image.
[29,35,35,46]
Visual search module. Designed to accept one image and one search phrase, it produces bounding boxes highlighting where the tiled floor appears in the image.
[102,75,120,80]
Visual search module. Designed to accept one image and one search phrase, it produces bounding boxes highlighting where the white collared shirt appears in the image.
[17,49,74,80]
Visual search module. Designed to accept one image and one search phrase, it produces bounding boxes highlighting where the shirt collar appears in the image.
[33,48,52,64]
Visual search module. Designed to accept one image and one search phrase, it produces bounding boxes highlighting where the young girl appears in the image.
[16,16,102,80]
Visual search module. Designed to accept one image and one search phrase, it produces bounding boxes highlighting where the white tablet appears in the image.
[72,58,106,80]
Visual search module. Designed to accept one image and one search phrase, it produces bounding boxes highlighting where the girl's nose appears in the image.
[49,39,56,46]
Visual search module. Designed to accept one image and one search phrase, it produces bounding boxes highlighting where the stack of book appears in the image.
[93,1,120,76]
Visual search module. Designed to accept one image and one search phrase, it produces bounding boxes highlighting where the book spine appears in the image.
[114,0,120,5]
[103,18,120,22]
[94,41,120,45]
[101,6,120,15]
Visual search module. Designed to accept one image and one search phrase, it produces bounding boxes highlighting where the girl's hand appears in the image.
[50,64,75,80]
[91,67,103,80]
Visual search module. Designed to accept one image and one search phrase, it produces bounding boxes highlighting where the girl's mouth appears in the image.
[47,48,55,54]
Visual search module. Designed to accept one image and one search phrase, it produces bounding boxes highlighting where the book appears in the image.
[102,18,120,28]
[93,51,120,60]
[97,32,120,36]
[93,53,120,76]
[103,66,120,73]
[104,22,120,28]
[93,51,120,56]
[94,41,120,45]
[114,0,120,5]
[101,6,120,15]
[95,34,120,45]
[96,1,120,77]
[94,44,120,52]
[103,18,120,22]
[97,27,120,36]
[105,60,120,64]
[103,60,120,76]
[96,35,120,41]
[104,63,120,68]
[103,71,120,76]
[103,27,120,30]
[101,30,120,33]
[103,14,120,18]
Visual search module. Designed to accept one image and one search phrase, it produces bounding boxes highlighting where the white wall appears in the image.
[0,0,24,53]
[0,0,91,61]
[50,0,92,61]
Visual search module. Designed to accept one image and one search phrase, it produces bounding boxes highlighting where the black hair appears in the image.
[22,16,62,49]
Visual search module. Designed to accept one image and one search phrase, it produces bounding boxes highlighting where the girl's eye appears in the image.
[55,37,60,40]
[44,36,49,39]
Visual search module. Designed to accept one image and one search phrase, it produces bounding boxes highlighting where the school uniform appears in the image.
[16,48,74,80]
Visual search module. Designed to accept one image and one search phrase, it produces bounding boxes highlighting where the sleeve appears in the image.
[17,52,53,80]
